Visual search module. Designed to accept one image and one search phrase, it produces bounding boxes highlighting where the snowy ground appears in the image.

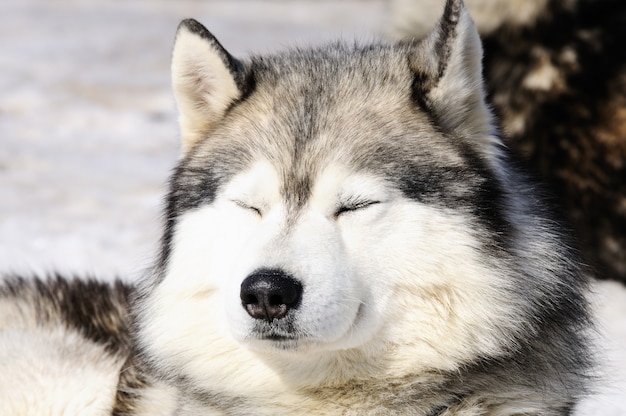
[0,0,624,414]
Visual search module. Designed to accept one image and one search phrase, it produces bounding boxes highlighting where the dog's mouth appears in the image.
[244,318,310,350]
[263,333,296,341]
[244,304,367,352]
[246,331,305,351]
[250,316,297,336]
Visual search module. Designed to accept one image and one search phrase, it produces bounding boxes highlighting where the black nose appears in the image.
[240,269,303,322]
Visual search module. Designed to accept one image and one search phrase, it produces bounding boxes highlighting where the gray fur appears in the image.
[0,0,594,414]
[390,0,626,284]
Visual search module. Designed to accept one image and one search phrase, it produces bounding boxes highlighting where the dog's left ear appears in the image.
[171,19,246,154]
[410,0,494,145]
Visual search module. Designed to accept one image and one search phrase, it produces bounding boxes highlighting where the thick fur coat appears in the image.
[392,0,626,283]
[1,0,594,414]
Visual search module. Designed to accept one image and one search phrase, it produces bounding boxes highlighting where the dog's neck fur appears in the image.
[114,338,578,416]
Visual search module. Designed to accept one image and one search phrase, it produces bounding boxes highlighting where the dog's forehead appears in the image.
[182,43,470,211]
[229,45,455,164]
[246,43,417,123]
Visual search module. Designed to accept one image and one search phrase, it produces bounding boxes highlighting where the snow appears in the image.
[0,0,624,413]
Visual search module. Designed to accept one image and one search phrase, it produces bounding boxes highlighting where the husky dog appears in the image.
[391,0,626,284]
[1,0,593,414]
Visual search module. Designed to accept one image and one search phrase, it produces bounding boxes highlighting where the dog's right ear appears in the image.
[172,19,245,154]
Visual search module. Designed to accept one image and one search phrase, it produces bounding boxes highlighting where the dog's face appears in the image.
[171,160,393,352]
[136,1,530,391]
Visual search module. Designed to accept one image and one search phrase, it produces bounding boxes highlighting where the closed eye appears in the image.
[232,200,262,217]
[334,200,380,218]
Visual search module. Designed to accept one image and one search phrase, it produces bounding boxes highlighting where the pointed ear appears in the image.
[411,0,495,145]
[172,19,245,153]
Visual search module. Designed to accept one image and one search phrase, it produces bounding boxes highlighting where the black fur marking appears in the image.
[157,162,222,273]
[379,131,512,252]
[426,405,447,416]
[112,352,152,416]
[156,138,254,273]
[226,69,257,112]
[433,0,462,82]
[410,70,435,117]
[0,275,133,355]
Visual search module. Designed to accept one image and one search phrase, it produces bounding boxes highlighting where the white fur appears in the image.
[171,25,241,153]
[0,300,122,415]
[138,160,526,409]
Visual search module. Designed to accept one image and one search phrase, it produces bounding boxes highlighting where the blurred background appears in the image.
[0,1,624,414]
[0,0,387,277]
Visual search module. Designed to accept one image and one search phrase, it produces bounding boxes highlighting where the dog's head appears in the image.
[135,0,558,392]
